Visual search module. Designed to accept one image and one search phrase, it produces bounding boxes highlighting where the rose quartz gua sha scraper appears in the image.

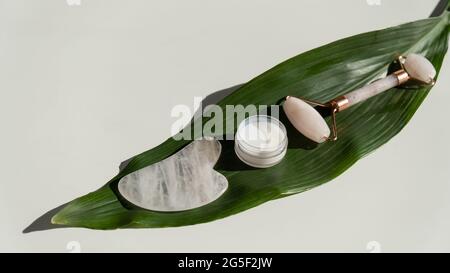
[283,53,437,143]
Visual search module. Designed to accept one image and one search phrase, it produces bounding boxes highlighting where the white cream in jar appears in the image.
[234,115,288,168]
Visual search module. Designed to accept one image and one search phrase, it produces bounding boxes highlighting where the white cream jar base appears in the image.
[234,115,288,168]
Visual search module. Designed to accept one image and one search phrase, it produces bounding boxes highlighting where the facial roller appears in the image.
[283,53,437,143]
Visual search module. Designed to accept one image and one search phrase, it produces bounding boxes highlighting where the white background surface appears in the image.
[1,0,449,252]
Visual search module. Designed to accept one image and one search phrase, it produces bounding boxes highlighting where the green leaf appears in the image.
[51,12,449,229]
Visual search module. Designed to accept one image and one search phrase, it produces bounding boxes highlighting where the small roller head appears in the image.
[403,53,436,84]
[283,96,330,143]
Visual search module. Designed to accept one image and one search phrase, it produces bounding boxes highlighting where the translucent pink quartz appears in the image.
[404,53,436,83]
[283,96,330,143]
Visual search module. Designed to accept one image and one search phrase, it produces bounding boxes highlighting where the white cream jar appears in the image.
[234,115,288,168]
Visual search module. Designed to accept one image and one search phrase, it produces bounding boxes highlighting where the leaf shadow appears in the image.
[22,203,68,233]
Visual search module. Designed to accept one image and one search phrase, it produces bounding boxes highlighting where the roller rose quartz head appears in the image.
[283,53,437,143]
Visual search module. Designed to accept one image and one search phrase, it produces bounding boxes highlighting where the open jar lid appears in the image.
[234,115,288,168]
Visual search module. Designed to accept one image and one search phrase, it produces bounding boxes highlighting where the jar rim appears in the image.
[235,115,287,150]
